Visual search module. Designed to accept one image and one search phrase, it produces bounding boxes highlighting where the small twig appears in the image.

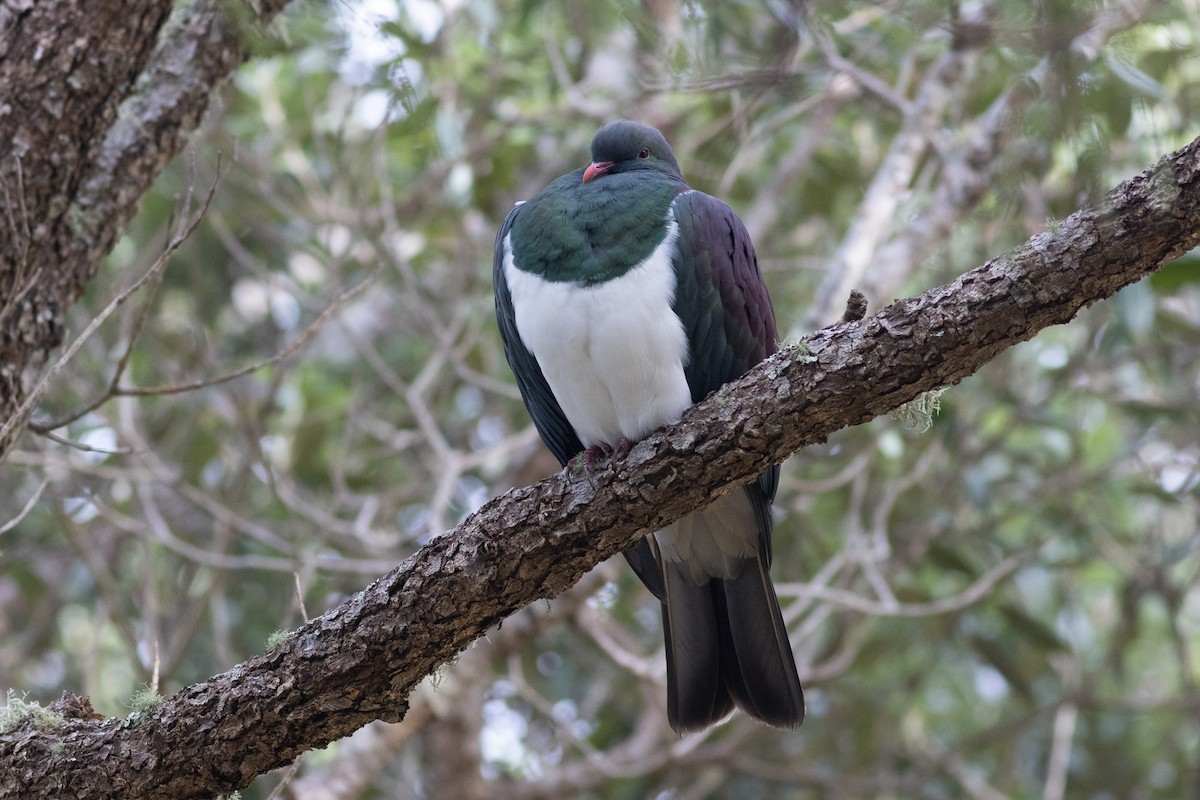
[0,478,48,535]
[293,572,310,624]
[814,28,913,114]
[5,159,221,446]
[32,267,377,434]
[1041,657,1079,800]
[779,550,1032,617]
[150,639,161,696]
[2,153,32,256]
[111,269,378,399]
[0,267,42,331]
[40,429,137,455]
[264,759,303,800]
[0,155,39,329]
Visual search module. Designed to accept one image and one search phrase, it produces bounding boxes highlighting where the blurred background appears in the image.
[3,0,1199,797]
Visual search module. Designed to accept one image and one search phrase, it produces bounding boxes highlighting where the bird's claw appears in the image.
[569,440,630,488]
[583,442,613,471]
[612,437,633,459]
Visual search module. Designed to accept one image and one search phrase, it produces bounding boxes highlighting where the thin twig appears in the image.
[0,478,48,535]
[778,550,1032,617]
[41,429,136,455]
[4,157,221,446]
[113,270,378,398]
[293,572,310,624]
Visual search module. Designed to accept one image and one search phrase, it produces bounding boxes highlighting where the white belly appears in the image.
[503,219,692,448]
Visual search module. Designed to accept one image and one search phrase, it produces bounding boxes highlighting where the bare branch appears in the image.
[0,478,47,536]
[779,550,1031,617]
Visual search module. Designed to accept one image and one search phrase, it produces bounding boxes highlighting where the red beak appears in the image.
[582,161,614,183]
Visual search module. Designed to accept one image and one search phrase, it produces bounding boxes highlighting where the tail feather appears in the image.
[662,565,734,732]
[718,555,804,728]
[658,484,804,734]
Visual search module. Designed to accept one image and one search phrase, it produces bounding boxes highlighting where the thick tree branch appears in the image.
[0,0,293,456]
[2,136,1197,800]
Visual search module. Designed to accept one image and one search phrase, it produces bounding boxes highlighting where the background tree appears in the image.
[2,1,1199,798]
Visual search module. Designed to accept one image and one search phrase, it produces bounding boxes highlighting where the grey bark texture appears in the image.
[1,132,1197,800]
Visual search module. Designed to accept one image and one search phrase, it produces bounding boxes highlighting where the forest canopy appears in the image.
[2,1,1199,798]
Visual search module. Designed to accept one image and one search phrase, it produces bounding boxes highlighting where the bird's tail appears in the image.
[659,506,804,733]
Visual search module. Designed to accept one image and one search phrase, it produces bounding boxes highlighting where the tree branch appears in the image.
[2,134,1197,800]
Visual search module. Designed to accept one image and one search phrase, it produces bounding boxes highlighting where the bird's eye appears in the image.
[637,148,650,159]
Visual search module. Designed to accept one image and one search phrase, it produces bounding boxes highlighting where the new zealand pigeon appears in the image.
[493,120,803,733]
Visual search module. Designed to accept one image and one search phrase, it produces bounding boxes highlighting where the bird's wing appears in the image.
[671,190,778,399]
[493,204,585,467]
[670,189,781,528]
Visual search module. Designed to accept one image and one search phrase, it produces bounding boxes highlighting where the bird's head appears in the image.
[583,120,683,184]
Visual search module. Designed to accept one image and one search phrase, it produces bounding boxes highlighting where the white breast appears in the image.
[503,216,692,449]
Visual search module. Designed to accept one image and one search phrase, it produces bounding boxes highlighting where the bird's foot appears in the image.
[569,439,636,486]
[582,442,614,472]
[568,442,617,488]
[612,437,633,459]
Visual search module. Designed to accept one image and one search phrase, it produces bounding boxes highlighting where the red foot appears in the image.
[570,438,635,484]
[582,442,614,472]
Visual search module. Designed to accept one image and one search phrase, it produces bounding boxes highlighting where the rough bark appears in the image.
[2,133,1196,800]
[0,0,293,455]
